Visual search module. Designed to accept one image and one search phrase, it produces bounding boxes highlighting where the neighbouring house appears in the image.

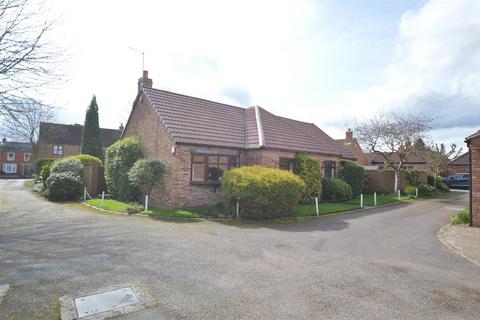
[336,129,369,165]
[447,152,469,176]
[122,71,355,209]
[466,130,480,227]
[364,152,429,172]
[37,122,121,159]
[0,138,34,177]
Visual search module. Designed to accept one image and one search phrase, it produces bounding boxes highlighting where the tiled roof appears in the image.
[466,130,480,141]
[0,141,32,152]
[141,87,354,158]
[39,123,121,147]
[365,152,426,164]
[449,152,469,166]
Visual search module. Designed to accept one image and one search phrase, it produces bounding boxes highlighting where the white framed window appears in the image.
[3,163,17,173]
[7,152,15,161]
[53,145,64,155]
[24,153,31,162]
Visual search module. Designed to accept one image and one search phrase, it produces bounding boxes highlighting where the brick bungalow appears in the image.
[37,122,121,159]
[336,129,369,165]
[466,130,480,227]
[0,138,34,177]
[122,71,355,209]
[447,152,469,176]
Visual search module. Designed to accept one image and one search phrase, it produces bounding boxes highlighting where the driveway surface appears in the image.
[0,180,479,319]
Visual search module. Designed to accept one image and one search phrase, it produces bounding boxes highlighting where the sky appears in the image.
[43,0,480,150]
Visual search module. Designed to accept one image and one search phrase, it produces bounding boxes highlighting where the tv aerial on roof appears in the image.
[128,46,145,72]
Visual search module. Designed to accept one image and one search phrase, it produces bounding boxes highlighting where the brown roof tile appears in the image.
[449,152,469,166]
[365,152,426,164]
[141,87,354,158]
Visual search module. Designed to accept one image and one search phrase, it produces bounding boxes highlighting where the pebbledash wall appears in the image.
[124,93,342,209]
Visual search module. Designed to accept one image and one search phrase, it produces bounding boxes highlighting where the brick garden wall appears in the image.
[470,136,480,227]
[365,169,427,194]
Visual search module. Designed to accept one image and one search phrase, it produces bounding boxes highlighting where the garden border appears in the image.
[436,224,480,268]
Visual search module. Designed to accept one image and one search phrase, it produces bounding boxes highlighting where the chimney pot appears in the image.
[138,70,153,92]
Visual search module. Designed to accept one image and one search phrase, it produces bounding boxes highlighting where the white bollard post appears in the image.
[83,187,87,201]
[374,192,377,206]
[398,189,401,200]
[360,194,364,208]
[236,200,240,219]
[145,195,149,212]
[416,187,419,199]
[100,191,105,207]
[315,197,319,216]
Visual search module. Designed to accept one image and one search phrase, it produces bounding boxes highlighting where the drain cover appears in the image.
[74,287,140,318]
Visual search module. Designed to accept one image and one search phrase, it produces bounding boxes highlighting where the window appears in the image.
[24,153,31,162]
[53,145,64,155]
[3,163,17,173]
[279,158,295,172]
[7,152,14,161]
[323,160,336,179]
[191,154,238,184]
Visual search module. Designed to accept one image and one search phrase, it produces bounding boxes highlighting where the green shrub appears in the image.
[128,159,167,197]
[427,174,435,187]
[321,178,353,201]
[46,172,83,201]
[104,136,144,201]
[69,154,103,167]
[405,169,422,187]
[35,158,56,170]
[436,181,450,192]
[404,185,417,196]
[127,202,144,215]
[338,160,367,196]
[293,153,322,203]
[50,158,83,176]
[40,161,55,187]
[450,209,470,225]
[418,183,436,197]
[222,166,305,219]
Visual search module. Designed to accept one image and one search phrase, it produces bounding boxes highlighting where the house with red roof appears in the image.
[123,71,355,208]
[447,152,469,176]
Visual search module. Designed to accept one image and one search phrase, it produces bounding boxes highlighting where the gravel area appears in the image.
[1,180,480,320]
[438,224,480,268]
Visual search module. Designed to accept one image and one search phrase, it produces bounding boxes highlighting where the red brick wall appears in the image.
[37,143,80,159]
[447,165,469,176]
[470,136,480,227]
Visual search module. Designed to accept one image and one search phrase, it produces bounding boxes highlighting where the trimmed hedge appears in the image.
[338,160,367,196]
[50,158,83,176]
[405,169,422,187]
[128,159,167,197]
[46,172,83,201]
[222,166,305,219]
[70,154,103,167]
[294,153,322,203]
[321,178,353,201]
[105,136,144,201]
[404,185,416,196]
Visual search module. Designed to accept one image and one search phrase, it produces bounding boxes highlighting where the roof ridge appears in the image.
[254,106,265,147]
[144,87,246,111]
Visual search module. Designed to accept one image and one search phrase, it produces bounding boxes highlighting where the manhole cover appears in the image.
[74,287,140,318]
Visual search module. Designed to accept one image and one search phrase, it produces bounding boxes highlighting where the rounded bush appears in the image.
[128,159,167,197]
[46,172,83,201]
[436,181,450,192]
[321,178,353,201]
[105,136,144,201]
[405,169,423,187]
[404,185,417,196]
[50,158,83,176]
[339,160,367,196]
[427,174,435,187]
[294,153,322,203]
[418,183,436,197]
[35,158,56,170]
[40,161,55,187]
[70,154,103,167]
[222,166,305,219]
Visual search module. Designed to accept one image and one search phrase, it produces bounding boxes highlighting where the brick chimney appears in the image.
[346,128,353,142]
[138,70,153,92]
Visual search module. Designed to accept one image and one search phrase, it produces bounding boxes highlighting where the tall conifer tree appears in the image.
[81,96,103,159]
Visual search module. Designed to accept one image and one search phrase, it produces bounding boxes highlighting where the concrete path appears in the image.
[0,180,479,319]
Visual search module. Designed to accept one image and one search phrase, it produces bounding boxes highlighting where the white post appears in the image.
[360,194,364,208]
[374,192,377,206]
[416,187,419,198]
[83,187,87,201]
[145,195,149,211]
[398,189,401,200]
[236,200,240,219]
[100,191,105,207]
[315,197,319,216]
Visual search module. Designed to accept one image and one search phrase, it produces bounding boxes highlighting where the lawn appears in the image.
[146,208,204,218]
[86,199,130,212]
[294,202,361,217]
[345,194,411,206]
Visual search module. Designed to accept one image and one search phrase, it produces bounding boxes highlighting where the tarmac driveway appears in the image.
[1,180,479,319]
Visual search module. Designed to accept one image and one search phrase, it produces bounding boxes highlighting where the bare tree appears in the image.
[0,0,59,115]
[0,98,55,151]
[355,111,432,193]
[424,143,462,176]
